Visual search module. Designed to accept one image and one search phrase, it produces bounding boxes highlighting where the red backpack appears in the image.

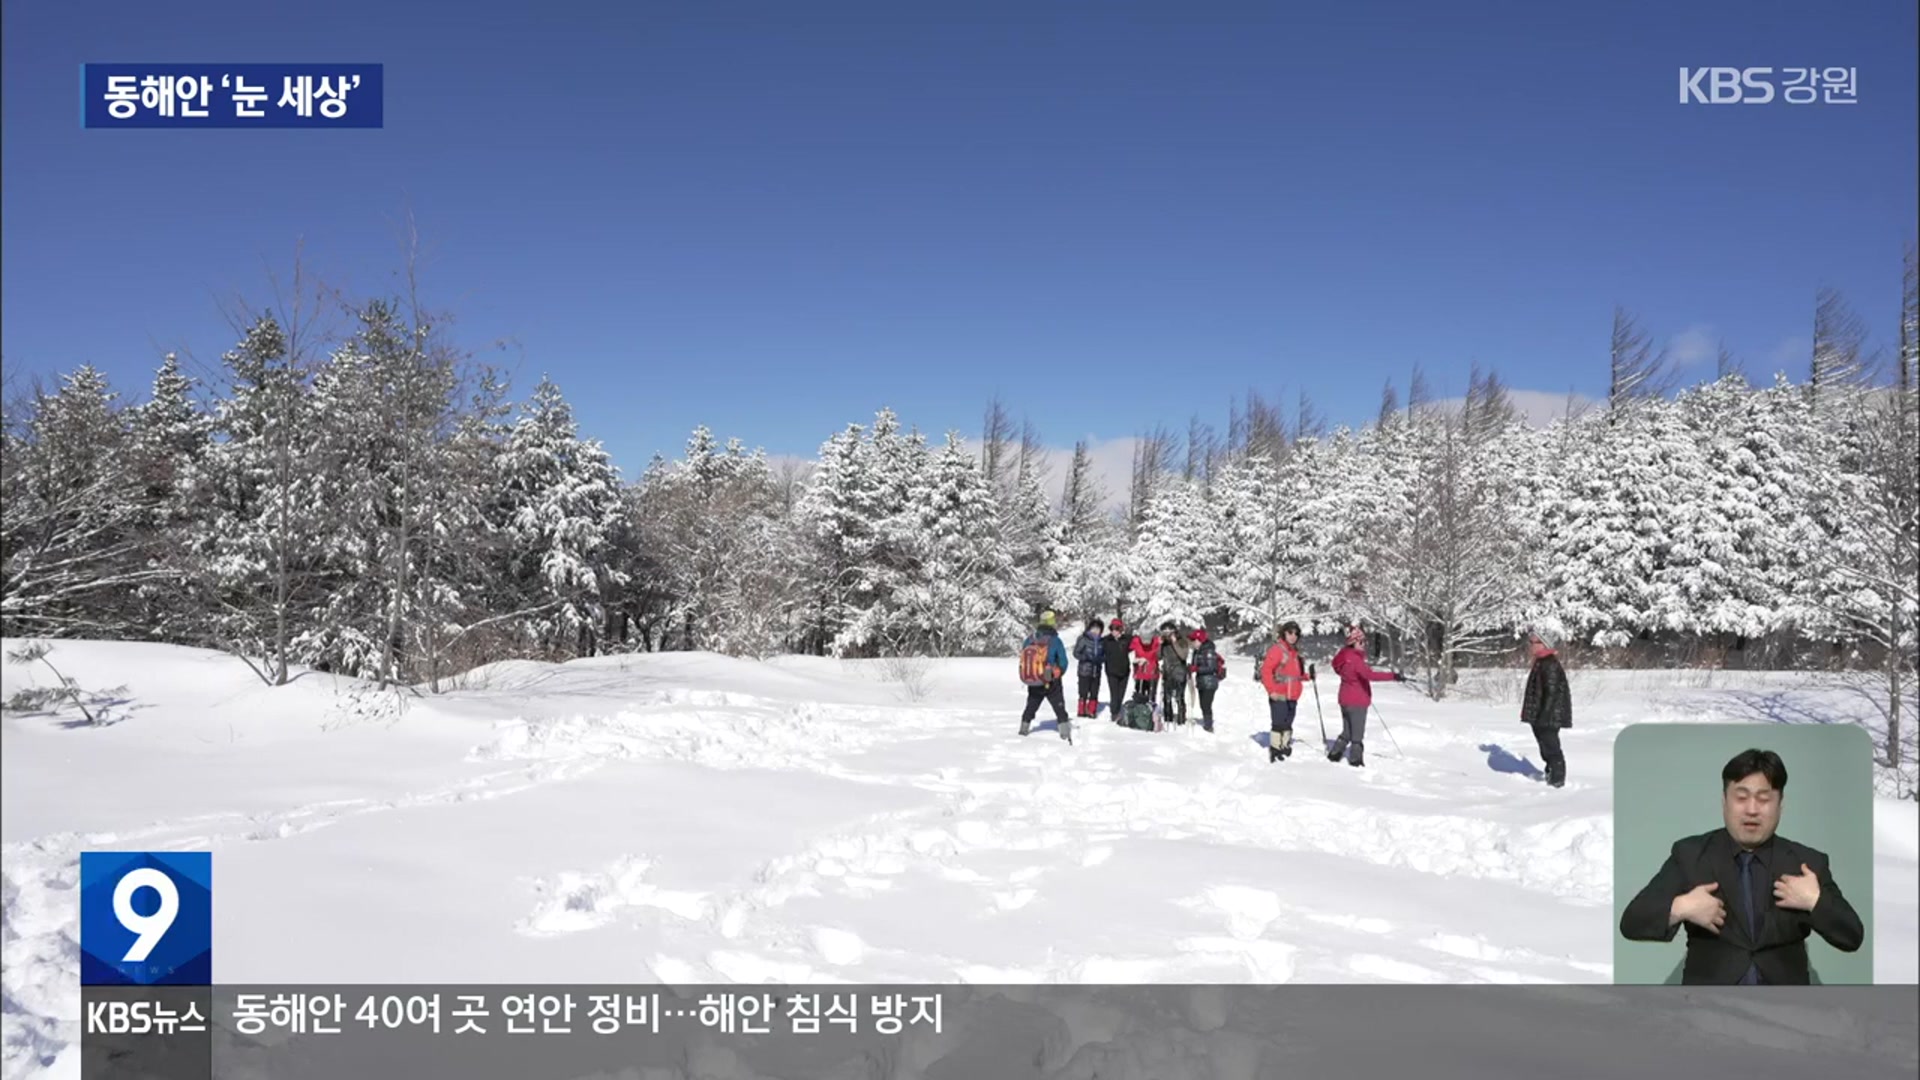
[1018,636,1054,685]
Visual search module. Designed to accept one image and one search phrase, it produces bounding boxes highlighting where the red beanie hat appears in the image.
[1191,628,1209,643]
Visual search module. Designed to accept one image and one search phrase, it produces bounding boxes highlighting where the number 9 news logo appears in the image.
[79,852,212,986]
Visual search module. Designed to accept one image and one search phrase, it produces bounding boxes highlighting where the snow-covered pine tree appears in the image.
[126,353,213,527]
[370,299,469,686]
[376,224,503,687]
[0,366,153,639]
[1541,403,1648,649]
[124,354,215,645]
[650,425,724,649]
[1669,373,1784,652]
[1452,369,1540,674]
[1347,393,1424,662]
[1213,452,1287,632]
[287,297,468,683]
[1005,443,1066,618]
[1798,253,1919,774]
[1196,441,1247,627]
[1125,471,1212,630]
[645,426,791,656]
[1724,374,1826,653]
[1622,398,1710,644]
[794,422,878,655]
[1824,374,1920,773]
[836,409,934,655]
[1791,385,1876,647]
[186,316,333,683]
[1795,291,1879,653]
[596,480,651,653]
[1206,449,1259,620]
[889,430,1023,656]
[1281,433,1358,635]
[416,367,517,688]
[1502,407,1558,642]
[1362,369,1533,696]
[1051,438,1123,620]
[724,490,810,659]
[1860,243,1920,771]
[0,385,24,618]
[290,329,392,677]
[493,376,624,660]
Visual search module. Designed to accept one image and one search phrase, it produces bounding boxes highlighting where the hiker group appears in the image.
[1017,613,1574,787]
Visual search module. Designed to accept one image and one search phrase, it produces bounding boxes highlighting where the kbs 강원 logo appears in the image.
[79,852,212,985]
[1678,67,1859,105]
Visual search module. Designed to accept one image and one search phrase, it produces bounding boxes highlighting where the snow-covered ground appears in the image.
[3,640,1915,1078]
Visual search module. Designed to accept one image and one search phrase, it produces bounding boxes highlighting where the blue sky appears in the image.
[4,0,1915,482]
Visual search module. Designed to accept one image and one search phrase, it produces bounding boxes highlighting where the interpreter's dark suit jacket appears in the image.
[1619,828,1865,985]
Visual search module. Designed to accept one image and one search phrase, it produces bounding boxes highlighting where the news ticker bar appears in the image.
[84,983,1920,1080]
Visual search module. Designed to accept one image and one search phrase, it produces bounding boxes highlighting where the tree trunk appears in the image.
[1889,668,1903,769]
[386,454,411,688]
[1889,630,1905,767]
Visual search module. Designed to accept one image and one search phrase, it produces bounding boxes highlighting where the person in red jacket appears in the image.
[1129,627,1163,706]
[1259,621,1315,762]
[1328,621,1406,767]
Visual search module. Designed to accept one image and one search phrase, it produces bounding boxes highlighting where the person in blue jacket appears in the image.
[1018,611,1073,743]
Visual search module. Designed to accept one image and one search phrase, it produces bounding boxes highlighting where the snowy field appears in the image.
[3,639,1916,1077]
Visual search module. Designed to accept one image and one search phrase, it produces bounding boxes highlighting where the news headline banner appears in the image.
[84,983,1920,1080]
[81,65,383,128]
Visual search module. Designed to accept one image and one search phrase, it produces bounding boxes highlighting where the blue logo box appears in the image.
[82,64,383,128]
[79,852,212,986]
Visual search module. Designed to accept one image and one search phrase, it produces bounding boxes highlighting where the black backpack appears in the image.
[1194,643,1225,689]
[1163,642,1190,684]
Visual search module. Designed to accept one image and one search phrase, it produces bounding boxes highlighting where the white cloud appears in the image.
[696,389,1606,511]
[1056,436,1139,515]
[1667,324,1718,368]
[1428,388,1600,428]
[763,453,817,482]
[949,433,1138,515]
[1506,388,1600,426]
[756,437,1136,514]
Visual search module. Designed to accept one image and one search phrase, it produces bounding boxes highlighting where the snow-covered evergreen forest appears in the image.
[3,247,1915,766]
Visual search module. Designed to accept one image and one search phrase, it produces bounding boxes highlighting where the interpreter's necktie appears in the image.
[1737,851,1762,985]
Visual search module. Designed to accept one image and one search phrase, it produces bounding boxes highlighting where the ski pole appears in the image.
[1368,700,1405,757]
[1309,663,1328,745]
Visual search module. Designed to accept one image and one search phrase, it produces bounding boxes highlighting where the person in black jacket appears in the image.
[1619,748,1865,985]
[1520,629,1571,787]
[1188,628,1225,733]
[1159,624,1191,726]
[1072,618,1107,719]
[1101,618,1133,722]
